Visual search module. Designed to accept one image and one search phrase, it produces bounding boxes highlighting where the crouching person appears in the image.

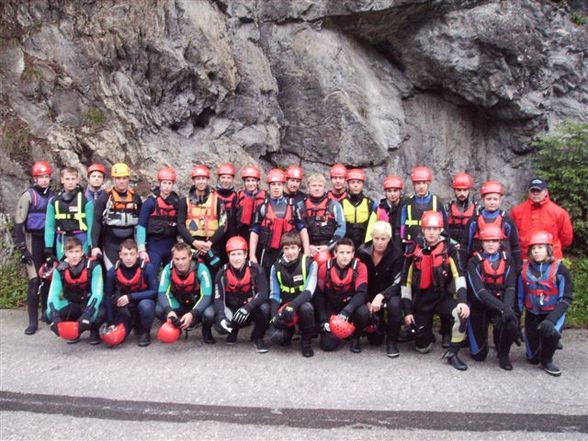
[316,238,369,354]
[104,239,158,347]
[156,242,215,344]
[47,237,103,344]
[213,236,270,352]
[267,232,317,357]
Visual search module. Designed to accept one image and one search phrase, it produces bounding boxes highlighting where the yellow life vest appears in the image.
[186,191,219,238]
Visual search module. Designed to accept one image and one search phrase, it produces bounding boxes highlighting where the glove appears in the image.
[78,315,91,333]
[232,307,250,326]
[337,311,349,322]
[280,304,296,323]
[44,248,56,264]
[537,319,560,339]
[214,318,233,335]
[271,315,288,330]
[19,246,33,265]
[321,322,331,333]
[169,316,182,328]
[501,307,517,323]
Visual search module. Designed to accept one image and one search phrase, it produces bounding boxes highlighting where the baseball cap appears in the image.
[528,178,547,191]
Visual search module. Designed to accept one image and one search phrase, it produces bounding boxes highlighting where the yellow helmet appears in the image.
[111,163,131,178]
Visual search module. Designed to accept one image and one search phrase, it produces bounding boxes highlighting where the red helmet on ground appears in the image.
[226,236,248,253]
[421,211,444,228]
[480,180,505,196]
[267,168,286,184]
[191,165,210,178]
[313,250,331,267]
[157,321,181,344]
[286,165,304,181]
[99,323,126,346]
[88,163,106,176]
[240,165,261,180]
[329,315,356,339]
[217,163,236,176]
[330,164,347,179]
[383,175,404,190]
[157,167,176,182]
[479,224,505,241]
[528,231,554,247]
[346,168,365,182]
[39,261,58,281]
[452,172,474,189]
[410,166,433,183]
[57,321,80,341]
[278,303,299,327]
[32,161,52,177]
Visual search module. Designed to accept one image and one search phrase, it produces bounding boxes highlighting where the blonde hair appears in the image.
[370,221,392,239]
[306,173,326,186]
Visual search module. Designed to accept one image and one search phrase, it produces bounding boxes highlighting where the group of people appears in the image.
[15,160,574,376]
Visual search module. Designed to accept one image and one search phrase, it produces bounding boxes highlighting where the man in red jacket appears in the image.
[511,178,573,259]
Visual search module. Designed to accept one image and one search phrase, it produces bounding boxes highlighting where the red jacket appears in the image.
[510,194,573,259]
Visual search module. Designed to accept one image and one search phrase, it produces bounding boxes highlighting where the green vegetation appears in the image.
[566,257,588,328]
[571,12,587,26]
[81,108,106,128]
[0,254,27,309]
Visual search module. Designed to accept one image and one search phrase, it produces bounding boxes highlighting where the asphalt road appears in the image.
[1,310,587,440]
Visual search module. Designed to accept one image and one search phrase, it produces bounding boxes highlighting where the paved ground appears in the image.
[1,310,587,440]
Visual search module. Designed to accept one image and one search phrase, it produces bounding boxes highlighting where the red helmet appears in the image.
[286,165,304,180]
[528,230,554,246]
[267,168,286,184]
[57,321,80,341]
[383,175,404,190]
[329,315,356,339]
[191,165,210,178]
[330,164,347,179]
[88,163,106,176]
[346,168,366,182]
[240,165,261,180]
[157,321,181,344]
[99,323,126,346]
[410,166,433,183]
[420,210,444,228]
[217,163,236,176]
[479,224,505,241]
[32,161,52,177]
[157,167,176,182]
[313,250,331,266]
[452,172,474,189]
[39,261,58,281]
[226,236,248,253]
[278,303,299,327]
[480,180,505,196]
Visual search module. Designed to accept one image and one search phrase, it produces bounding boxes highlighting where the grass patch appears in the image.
[81,108,106,128]
[0,254,27,309]
[566,257,588,328]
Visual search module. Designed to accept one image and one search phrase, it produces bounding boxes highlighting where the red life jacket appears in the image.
[448,200,476,227]
[147,194,178,237]
[171,263,201,306]
[473,210,505,239]
[217,189,237,212]
[474,252,508,297]
[327,190,347,203]
[259,199,295,249]
[304,196,336,245]
[224,263,253,295]
[325,258,359,304]
[522,260,560,312]
[237,189,267,226]
[115,260,147,294]
[61,258,94,303]
[413,242,448,290]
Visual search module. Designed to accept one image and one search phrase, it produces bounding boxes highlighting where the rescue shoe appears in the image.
[349,337,362,354]
[441,334,451,349]
[415,342,433,354]
[137,331,151,347]
[301,340,314,358]
[254,339,269,354]
[89,329,101,345]
[24,323,38,335]
[226,328,239,345]
[445,353,468,371]
[541,361,562,377]
[202,327,216,345]
[498,355,513,371]
[386,340,400,358]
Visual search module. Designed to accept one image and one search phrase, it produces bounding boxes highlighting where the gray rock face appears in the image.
[0,0,586,211]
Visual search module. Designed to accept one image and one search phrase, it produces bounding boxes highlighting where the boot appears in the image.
[349,336,362,354]
[24,279,39,335]
[386,338,400,358]
[541,360,562,377]
[137,329,151,347]
[226,327,239,345]
[441,334,451,349]
[254,338,269,354]
[498,354,513,371]
[301,339,314,358]
[202,325,216,344]
[89,328,101,345]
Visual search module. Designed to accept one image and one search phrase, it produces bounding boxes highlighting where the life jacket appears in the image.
[222,262,255,305]
[259,198,295,249]
[60,258,95,304]
[114,260,147,294]
[327,190,347,203]
[522,260,560,313]
[275,255,310,299]
[186,190,219,239]
[412,241,449,291]
[147,193,178,237]
[54,189,88,234]
[448,200,476,227]
[236,189,267,226]
[25,187,54,232]
[342,196,373,247]
[474,252,508,297]
[103,189,140,229]
[473,210,505,239]
[170,261,201,307]
[325,257,359,304]
[304,196,337,245]
[404,195,438,241]
[216,188,237,212]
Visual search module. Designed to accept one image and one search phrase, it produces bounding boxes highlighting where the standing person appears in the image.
[511,178,573,260]
[401,211,470,371]
[341,168,377,250]
[177,165,227,278]
[44,167,93,260]
[316,238,369,353]
[46,237,103,345]
[91,163,142,270]
[235,165,267,243]
[284,165,307,211]
[267,232,317,357]
[358,221,403,357]
[137,167,179,274]
[15,161,55,334]
[104,239,158,346]
[156,242,215,344]
[327,163,348,203]
[518,231,573,377]
[215,163,239,262]
[214,236,270,352]
[446,172,477,260]
[84,163,107,202]
[467,180,522,272]
[249,168,310,278]
[466,224,518,370]
[366,175,405,248]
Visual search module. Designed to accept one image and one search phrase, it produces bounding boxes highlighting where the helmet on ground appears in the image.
[267,168,286,184]
[410,166,433,183]
[278,303,299,327]
[157,321,181,344]
[528,231,554,247]
[420,211,444,228]
[99,323,126,346]
[217,163,236,177]
[480,180,505,196]
[286,165,304,181]
[268,327,290,345]
[329,315,356,339]
[479,224,505,241]
[57,321,80,341]
[226,236,248,253]
[157,167,176,182]
[383,175,404,190]
[240,165,261,180]
[87,163,106,176]
[346,168,365,182]
[452,173,474,189]
[330,164,347,179]
[111,163,131,178]
[313,250,331,267]
[191,165,210,178]
[32,162,52,177]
